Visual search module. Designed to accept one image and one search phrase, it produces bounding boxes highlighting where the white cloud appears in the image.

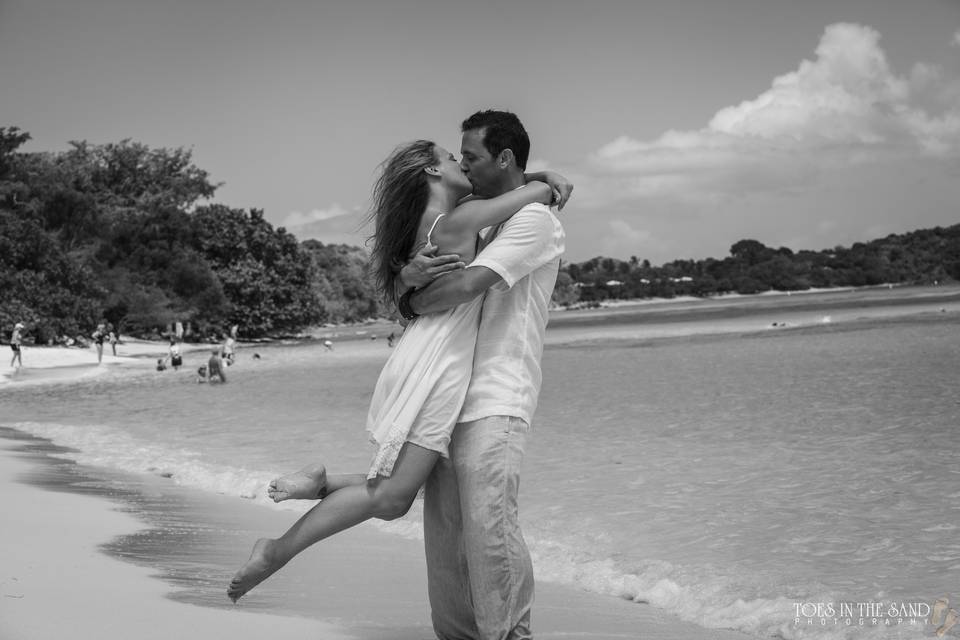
[608,219,650,244]
[587,22,960,202]
[281,203,353,229]
[953,29,960,47]
[554,22,960,263]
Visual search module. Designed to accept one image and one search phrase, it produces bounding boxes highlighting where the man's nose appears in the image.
[459,160,469,173]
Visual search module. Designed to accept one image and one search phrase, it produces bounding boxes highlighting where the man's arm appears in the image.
[408,266,503,316]
[406,206,563,317]
[397,243,465,292]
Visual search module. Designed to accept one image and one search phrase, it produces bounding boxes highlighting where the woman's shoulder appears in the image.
[405,211,445,259]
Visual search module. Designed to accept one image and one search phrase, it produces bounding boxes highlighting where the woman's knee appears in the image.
[370,483,416,521]
[374,494,415,521]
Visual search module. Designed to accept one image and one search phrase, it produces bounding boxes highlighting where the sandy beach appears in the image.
[0,438,353,640]
[0,431,757,640]
[0,337,221,386]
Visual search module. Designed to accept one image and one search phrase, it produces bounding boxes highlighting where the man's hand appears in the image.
[398,242,465,289]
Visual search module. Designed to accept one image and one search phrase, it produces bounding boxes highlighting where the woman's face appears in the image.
[433,146,473,198]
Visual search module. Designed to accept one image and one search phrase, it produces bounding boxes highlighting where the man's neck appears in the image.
[486,171,526,197]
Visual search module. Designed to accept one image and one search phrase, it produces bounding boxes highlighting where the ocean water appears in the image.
[3,287,959,640]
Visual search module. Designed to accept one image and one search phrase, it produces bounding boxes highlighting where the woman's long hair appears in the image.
[367,140,437,303]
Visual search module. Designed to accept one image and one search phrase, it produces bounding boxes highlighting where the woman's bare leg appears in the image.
[227,443,438,602]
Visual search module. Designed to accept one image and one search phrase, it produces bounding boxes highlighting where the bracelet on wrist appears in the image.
[398,288,420,321]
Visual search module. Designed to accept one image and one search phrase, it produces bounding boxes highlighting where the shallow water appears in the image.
[3,287,959,640]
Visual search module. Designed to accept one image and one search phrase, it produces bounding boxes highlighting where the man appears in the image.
[204,346,227,383]
[399,110,566,640]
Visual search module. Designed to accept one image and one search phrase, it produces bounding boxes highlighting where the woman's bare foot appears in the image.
[227,538,288,603]
[267,463,327,502]
[937,609,959,638]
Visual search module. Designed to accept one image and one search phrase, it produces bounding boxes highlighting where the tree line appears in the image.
[554,229,960,306]
[0,128,384,343]
[2,127,957,342]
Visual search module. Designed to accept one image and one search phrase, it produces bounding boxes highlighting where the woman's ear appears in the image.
[424,165,441,176]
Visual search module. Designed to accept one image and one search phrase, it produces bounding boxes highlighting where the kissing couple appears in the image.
[230,109,570,640]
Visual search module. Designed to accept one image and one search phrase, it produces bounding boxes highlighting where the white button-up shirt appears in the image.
[458,203,565,426]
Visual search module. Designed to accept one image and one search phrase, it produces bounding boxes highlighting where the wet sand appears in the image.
[0,430,756,639]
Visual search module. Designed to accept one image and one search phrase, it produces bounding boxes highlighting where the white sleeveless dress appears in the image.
[366,215,484,479]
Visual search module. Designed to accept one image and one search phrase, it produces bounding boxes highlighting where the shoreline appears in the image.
[0,428,756,639]
[0,430,353,640]
[0,337,218,385]
[6,285,959,384]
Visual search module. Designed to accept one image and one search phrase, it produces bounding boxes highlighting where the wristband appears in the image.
[398,288,420,321]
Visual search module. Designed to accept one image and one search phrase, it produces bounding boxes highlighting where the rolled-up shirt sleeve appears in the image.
[469,204,565,289]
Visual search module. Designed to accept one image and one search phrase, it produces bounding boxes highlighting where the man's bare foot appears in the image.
[227,538,288,603]
[267,463,327,502]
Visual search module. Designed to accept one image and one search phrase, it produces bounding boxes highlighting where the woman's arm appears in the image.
[524,170,574,210]
[443,180,552,237]
[398,170,571,289]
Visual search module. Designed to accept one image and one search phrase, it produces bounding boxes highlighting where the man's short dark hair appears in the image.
[461,110,530,170]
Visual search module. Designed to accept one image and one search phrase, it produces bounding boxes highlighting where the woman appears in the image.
[166,338,182,371]
[92,323,106,364]
[227,140,569,602]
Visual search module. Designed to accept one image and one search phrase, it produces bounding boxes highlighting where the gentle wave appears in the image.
[7,420,284,505]
[5,420,931,640]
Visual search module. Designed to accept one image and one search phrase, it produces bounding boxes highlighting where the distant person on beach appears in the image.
[322,339,333,351]
[220,325,239,366]
[203,347,226,383]
[91,323,107,364]
[229,110,570,638]
[109,330,118,356]
[386,332,396,348]
[9,322,24,368]
[166,338,183,371]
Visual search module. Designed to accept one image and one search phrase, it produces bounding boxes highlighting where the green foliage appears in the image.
[300,240,387,323]
[0,128,385,342]
[555,227,960,306]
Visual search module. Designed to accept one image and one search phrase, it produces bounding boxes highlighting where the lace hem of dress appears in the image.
[367,432,407,480]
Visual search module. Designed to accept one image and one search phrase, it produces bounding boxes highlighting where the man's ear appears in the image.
[497,149,515,169]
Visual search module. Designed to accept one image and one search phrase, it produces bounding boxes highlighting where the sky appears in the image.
[1,0,959,264]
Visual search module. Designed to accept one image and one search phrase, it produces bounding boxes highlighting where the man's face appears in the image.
[459,128,499,197]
